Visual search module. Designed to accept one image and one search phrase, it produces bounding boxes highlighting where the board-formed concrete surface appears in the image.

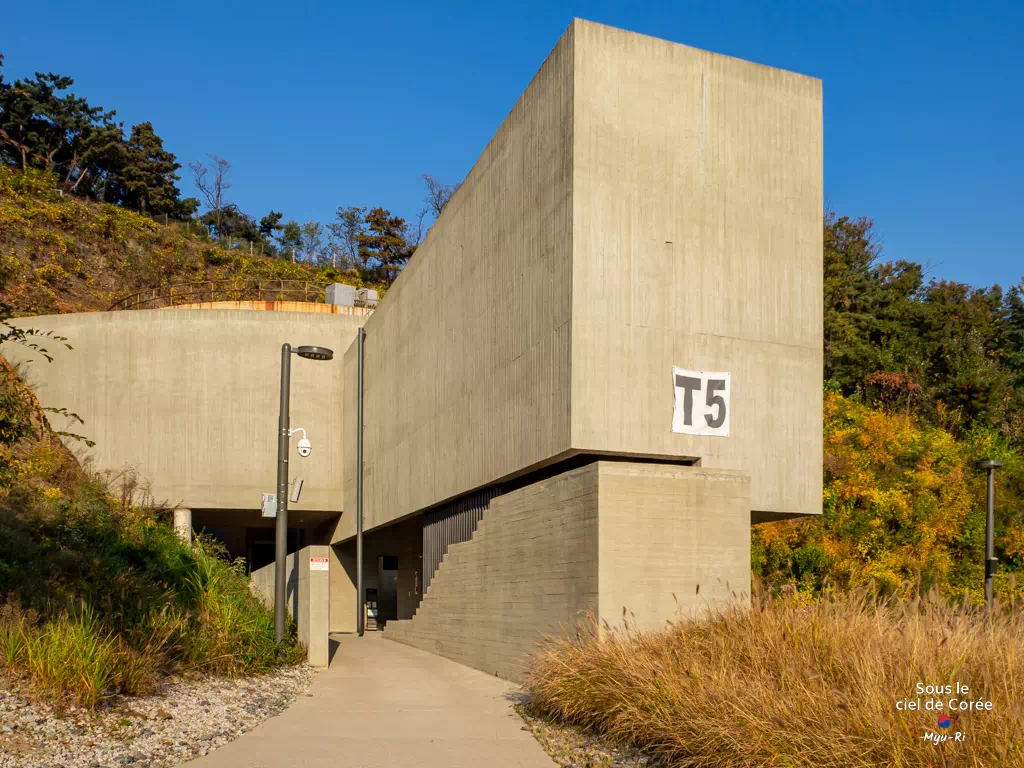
[571,21,823,521]
[340,22,576,538]
[385,461,751,681]
[185,633,555,768]
[341,18,822,541]
[1,308,363,512]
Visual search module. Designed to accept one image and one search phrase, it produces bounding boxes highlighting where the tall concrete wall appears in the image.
[1,309,363,512]
[384,461,750,681]
[341,19,822,540]
[339,25,576,539]
[251,545,330,667]
[571,21,823,520]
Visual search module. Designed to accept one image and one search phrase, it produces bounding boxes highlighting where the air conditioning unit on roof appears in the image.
[355,288,379,308]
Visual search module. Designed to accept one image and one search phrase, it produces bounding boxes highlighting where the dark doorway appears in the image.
[246,528,305,573]
[377,555,398,626]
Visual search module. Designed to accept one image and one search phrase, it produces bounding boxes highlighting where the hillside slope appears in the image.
[0,167,371,316]
[0,356,300,708]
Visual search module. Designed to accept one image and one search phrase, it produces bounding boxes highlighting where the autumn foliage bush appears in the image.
[754,390,1024,602]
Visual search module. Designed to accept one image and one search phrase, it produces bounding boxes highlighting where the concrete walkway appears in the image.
[186,633,555,768]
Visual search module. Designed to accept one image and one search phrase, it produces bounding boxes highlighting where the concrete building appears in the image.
[4,306,363,571]
[2,20,822,680]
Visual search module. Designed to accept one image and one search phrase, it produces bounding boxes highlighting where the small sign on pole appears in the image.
[261,493,277,518]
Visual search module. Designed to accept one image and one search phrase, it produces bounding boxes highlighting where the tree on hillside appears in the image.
[915,280,1019,431]
[279,219,302,262]
[822,209,1024,444]
[259,211,284,239]
[202,204,264,247]
[109,122,183,216]
[328,206,366,269]
[189,154,231,236]
[0,63,122,194]
[422,173,459,218]
[300,221,325,262]
[410,174,461,244]
[1004,281,1024,443]
[1007,281,1024,379]
[354,208,416,285]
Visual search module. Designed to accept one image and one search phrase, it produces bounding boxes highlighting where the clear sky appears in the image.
[3,1,1021,288]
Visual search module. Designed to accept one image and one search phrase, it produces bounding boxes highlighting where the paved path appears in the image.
[186,633,555,768]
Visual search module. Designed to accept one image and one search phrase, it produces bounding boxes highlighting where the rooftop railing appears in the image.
[109,279,371,312]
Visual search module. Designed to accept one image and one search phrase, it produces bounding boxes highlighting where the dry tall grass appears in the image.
[525,587,1024,767]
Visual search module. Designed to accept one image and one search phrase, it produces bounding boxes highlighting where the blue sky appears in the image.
[3,1,1021,288]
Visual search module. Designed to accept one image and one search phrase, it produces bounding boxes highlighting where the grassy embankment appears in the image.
[526,588,1024,767]
[0,359,301,711]
[0,164,378,708]
[0,166,377,316]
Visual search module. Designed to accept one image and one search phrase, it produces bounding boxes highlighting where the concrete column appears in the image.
[302,546,331,666]
[250,545,331,667]
[173,508,192,543]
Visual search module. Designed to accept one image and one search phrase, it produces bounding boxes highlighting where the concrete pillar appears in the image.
[250,545,331,667]
[302,546,331,666]
[173,508,192,543]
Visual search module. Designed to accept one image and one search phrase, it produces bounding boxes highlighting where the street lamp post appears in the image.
[275,343,334,644]
[976,459,1002,612]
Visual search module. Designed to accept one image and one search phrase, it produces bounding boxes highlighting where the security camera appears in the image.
[297,438,312,458]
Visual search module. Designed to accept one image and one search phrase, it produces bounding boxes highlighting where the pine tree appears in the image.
[113,122,182,215]
[354,208,416,285]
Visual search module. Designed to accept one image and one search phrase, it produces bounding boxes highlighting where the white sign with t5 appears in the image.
[672,367,731,437]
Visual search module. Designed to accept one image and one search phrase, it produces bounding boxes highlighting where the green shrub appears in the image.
[23,609,120,709]
[0,366,299,708]
[202,247,232,266]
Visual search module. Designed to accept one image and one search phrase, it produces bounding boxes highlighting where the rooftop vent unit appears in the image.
[326,283,356,307]
[355,288,379,309]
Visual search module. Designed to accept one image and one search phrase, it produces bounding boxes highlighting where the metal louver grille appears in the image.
[422,486,502,593]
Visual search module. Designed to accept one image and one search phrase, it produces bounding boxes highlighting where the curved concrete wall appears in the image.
[2,309,364,512]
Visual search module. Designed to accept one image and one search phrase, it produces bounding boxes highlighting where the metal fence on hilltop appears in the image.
[108,279,371,313]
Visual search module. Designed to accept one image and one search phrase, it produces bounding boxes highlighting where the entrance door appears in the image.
[377,555,398,626]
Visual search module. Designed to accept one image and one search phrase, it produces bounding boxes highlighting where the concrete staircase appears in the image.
[384,463,600,682]
[384,461,751,682]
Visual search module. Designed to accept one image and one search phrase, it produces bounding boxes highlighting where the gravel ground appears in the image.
[0,664,316,768]
[514,700,658,768]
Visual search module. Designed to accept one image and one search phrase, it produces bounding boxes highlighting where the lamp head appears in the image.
[295,345,333,361]
[976,459,1003,470]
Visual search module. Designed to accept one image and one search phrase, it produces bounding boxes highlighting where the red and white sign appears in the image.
[309,557,329,571]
